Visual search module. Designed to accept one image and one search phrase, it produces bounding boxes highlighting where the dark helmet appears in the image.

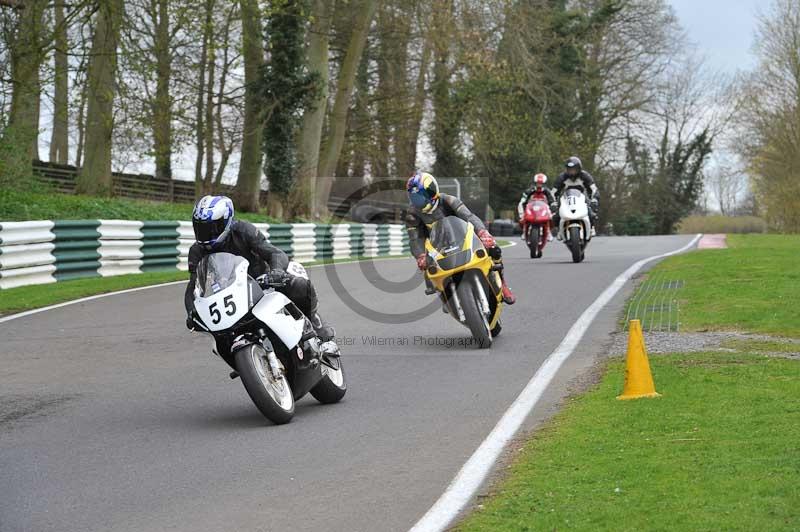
[565,156,582,174]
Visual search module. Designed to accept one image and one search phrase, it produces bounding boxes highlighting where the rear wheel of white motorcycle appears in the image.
[569,226,583,263]
[529,226,540,259]
[310,355,347,404]
[235,344,295,424]
[458,273,492,349]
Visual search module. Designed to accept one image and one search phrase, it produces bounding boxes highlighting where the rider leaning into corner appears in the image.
[184,195,335,341]
[551,156,600,238]
[405,171,516,305]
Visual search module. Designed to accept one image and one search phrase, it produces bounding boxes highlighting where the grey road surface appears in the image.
[0,235,695,532]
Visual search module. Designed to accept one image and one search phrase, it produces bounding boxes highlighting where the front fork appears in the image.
[256,336,285,380]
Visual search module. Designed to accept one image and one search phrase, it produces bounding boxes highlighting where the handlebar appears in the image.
[257,271,291,289]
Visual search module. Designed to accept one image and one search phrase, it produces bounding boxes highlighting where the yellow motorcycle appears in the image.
[424,216,504,348]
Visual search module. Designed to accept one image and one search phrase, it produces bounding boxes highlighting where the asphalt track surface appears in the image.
[0,234,695,532]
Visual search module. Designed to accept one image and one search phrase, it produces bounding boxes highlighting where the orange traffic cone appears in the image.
[617,320,661,400]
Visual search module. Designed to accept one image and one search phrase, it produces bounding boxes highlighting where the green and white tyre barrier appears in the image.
[0,220,410,290]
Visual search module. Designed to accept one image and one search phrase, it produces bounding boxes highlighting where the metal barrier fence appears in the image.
[31,162,406,222]
[0,220,410,290]
[31,161,267,204]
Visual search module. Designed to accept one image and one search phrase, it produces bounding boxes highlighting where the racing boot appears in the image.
[499,273,516,305]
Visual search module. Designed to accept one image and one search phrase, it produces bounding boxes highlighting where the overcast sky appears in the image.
[667,1,766,209]
[669,0,763,74]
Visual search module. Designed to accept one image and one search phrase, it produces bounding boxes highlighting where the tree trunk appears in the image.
[74,58,89,168]
[234,0,265,212]
[76,0,124,196]
[213,6,236,189]
[3,0,46,169]
[295,0,334,219]
[388,5,417,175]
[373,6,392,178]
[203,42,216,191]
[316,0,376,215]
[194,0,213,196]
[153,0,173,196]
[49,1,69,165]
[348,50,371,179]
[430,0,462,178]
[396,39,429,174]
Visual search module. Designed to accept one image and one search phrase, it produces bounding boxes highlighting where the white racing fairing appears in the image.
[557,190,592,242]
[252,291,305,350]
[194,259,250,332]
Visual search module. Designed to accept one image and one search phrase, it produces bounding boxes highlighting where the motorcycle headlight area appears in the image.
[435,249,473,270]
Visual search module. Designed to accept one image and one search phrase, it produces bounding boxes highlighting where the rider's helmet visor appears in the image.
[409,189,432,210]
[193,218,228,244]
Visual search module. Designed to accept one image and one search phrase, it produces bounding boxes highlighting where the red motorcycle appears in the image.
[521,195,552,259]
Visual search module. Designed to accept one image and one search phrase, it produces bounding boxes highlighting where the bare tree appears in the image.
[317,0,377,213]
[706,161,745,215]
[77,0,124,196]
[234,0,265,211]
[736,0,800,232]
[49,0,69,164]
[4,0,46,162]
[296,0,335,218]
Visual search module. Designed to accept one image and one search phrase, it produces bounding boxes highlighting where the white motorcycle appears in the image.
[189,252,346,424]
[556,189,593,263]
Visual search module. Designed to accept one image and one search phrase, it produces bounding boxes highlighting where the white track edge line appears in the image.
[409,233,702,532]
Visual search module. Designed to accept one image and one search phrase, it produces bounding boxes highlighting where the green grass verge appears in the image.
[625,234,800,337]
[0,270,189,316]
[457,352,800,532]
[0,187,279,223]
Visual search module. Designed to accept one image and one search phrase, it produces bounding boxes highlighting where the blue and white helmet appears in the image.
[192,195,234,249]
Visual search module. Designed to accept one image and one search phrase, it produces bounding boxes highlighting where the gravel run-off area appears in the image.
[607,331,800,360]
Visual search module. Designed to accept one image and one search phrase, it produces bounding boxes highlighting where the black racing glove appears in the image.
[265,269,290,287]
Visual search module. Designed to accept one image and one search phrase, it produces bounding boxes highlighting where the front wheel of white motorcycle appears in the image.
[569,226,584,263]
[310,355,347,404]
[235,344,295,424]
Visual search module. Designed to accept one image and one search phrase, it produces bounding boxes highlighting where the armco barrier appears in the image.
[0,220,410,290]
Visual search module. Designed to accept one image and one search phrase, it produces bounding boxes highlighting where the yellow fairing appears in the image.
[424,226,504,330]
[425,246,493,292]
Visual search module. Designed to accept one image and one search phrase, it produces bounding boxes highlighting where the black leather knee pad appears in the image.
[282,276,319,317]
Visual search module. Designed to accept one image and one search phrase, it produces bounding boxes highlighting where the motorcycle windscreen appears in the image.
[195,252,249,297]
[428,216,476,270]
